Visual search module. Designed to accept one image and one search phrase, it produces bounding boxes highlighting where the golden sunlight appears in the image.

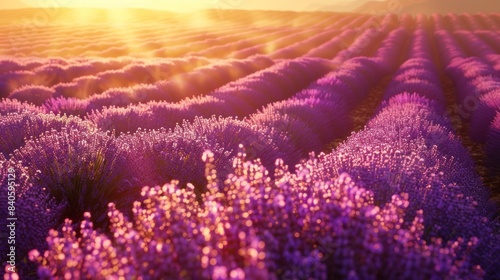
[17,0,215,12]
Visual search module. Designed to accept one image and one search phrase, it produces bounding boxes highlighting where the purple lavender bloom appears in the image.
[87,102,197,136]
[485,111,500,175]
[334,29,386,65]
[184,95,240,117]
[304,29,357,59]
[270,29,340,59]
[434,30,467,65]
[0,98,44,116]
[0,161,66,279]
[89,57,332,134]
[384,78,445,104]
[252,97,351,147]
[0,112,98,158]
[372,28,410,70]
[42,96,90,117]
[209,87,271,117]
[0,71,36,94]
[9,85,55,105]
[377,92,446,115]
[10,128,130,228]
[454,31,497,58]
[248,112,322,165]
[476,30,500,53]
[29,151,485,279]
[469,89,500,143]
[116,117,286,192]
[0,59,37,74]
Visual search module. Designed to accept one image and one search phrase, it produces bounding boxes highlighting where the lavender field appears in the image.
[1,8,500,280]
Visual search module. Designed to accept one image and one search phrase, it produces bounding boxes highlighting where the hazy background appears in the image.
[0,0,498,13]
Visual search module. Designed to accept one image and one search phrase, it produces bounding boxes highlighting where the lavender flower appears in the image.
[0,161,66,279]
[10,128,130,228]
[9,85,55,105]
[469,90,500,143]
[42,96,90,117]
[29,150,485,279]
[303,29,357,59]
[0,99,43,116]
[116,117,286,192]
[485,111,500,174]
[0,112,97,158]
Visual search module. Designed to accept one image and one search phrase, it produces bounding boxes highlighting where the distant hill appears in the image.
[353,0,500,14]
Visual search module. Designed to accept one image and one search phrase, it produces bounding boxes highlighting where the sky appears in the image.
[0,0,371,12]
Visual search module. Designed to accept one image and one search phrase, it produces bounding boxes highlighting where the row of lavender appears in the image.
[4,13,500,58]
[308,55,499,278]
[0,28,407,278]
[0,28,350,101]
[5,56,274,112]
[430,13,500,31]
[19,32,500,279]
[1,27,498,113]
[434,26,500,177]
[0,23,373,103]
[2,37,497,110]
[85,27,381,134]
[0,25,392,119]
[56,26,395,133]
[0,21,499,279]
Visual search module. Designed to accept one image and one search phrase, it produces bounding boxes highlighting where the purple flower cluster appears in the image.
[471,90,500,142]
[270,29,341,59]
[445,57,500,143]
[383,58,446,105]
[115,117,288,194]
[476,30,500,53]
[49,57,211,99]
[0,160,66,279]
[0,112,97,158]
[0,57,140,98]
[485,111,500,174]
[89,57,332,135]
[41,56,272,116]
[10,128,131,228]
[228,28,307,58]
[429,14,447,31]
[408,28,433,60]
[6,49,391,278]
[370,28,410,71]
[0,98,44,116]
[29,150,485,279]
[333,28,386,65]
[0,58,43,75]
[434,30,467,65]
[248,54,397,165]
[187,29,286,58]
[454,31,497,59]
[1,13,499,279]
[208,58,331,116]
[303,29,357,58]
[306,56,500,278]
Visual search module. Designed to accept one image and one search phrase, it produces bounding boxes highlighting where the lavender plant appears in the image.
[9,128,130,228]
[0,112,97,158]
[29,150,485,279]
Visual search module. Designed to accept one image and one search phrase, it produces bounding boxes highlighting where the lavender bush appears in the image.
[29,150,485,279]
